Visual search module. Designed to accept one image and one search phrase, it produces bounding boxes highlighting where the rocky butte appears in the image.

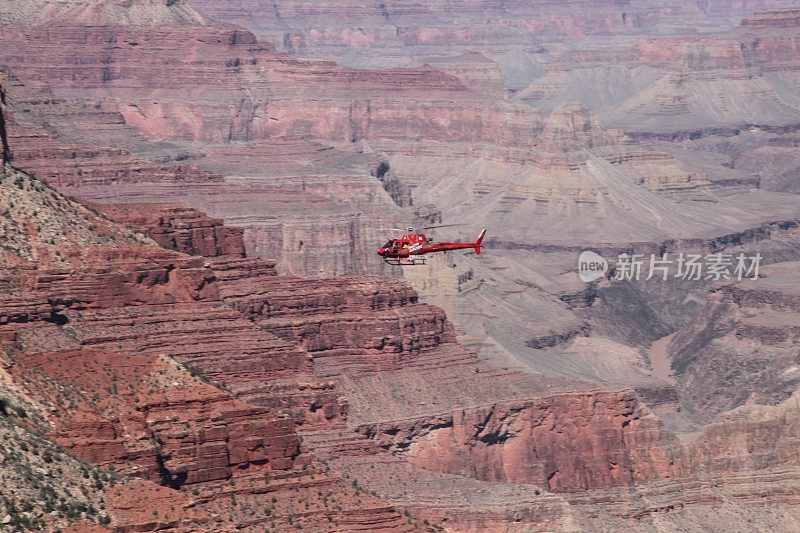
[2,1,800,532]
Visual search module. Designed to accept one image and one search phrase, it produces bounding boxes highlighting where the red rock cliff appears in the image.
[99,204,246,258]
[358,390,690,492]
[0,74,9,166]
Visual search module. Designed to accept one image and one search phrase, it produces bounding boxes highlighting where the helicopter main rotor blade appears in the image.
[418,223,464,230]
[375,223,465,232]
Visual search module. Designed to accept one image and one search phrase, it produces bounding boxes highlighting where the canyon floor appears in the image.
[2,1,800,531]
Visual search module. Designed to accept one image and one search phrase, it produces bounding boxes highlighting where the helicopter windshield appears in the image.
[383,241,394,248]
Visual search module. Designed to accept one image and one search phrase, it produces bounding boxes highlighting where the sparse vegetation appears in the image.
[0,406,122,531]
[0,167,151,264]
[176,359,231,393]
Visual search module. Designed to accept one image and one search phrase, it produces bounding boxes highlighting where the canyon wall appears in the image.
[0,73,8,166]
[670,261,800,422]
[3,1,800,531]
[186,0,800,60]
[0,160,418,530]
[359,390,690,492]
[0,21,541,146]
[3,160,800,530]
[99,204,246,258]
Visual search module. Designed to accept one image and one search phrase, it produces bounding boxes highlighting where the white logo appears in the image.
[578,251,608,282]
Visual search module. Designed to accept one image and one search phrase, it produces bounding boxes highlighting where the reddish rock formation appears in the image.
[0,155,416,531]
[5,122,223,188]
[358,390,690,492]
[216,274,451,372]
[0,19,541,147]
[0,73,9,166]
[1,78,223,188]
[35,248,219,309]
[742,8,800,27]
[3,155,800,530]
[2,261,418,531]
[20,349,306,483]
[102,480,221,533]
[99,204,245,258]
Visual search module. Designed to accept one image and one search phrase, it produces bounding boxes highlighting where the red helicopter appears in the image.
[378,226,486,266]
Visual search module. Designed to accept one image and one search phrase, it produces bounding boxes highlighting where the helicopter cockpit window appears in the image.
[383,241,395,249]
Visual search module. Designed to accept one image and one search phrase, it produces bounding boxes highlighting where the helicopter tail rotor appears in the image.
[474,228,486,255]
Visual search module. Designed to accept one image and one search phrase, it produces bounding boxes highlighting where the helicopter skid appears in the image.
[383,256,427,266]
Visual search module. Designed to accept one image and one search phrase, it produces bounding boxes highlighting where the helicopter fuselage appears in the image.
[377,229,485,265]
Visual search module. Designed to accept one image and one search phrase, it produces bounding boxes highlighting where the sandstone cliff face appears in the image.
[0,159,418,531]
[7,126,222,189]
[0,73,9,166]
[359,390,690,492]
[221,275,452,370]
[0,76,224,189]
[21,349,305,484]
[357,381,800,490]
[186,0,800,61]
[99,204,245,258]
[0,19,541,147]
